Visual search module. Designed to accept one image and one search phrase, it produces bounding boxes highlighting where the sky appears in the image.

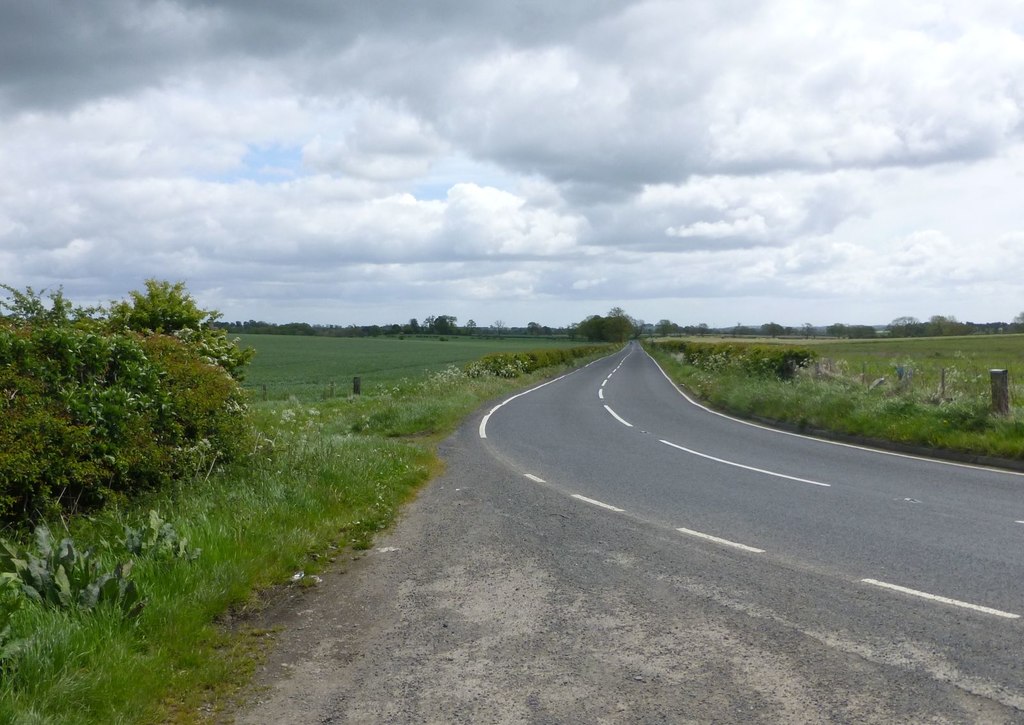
[1,1,1023,329]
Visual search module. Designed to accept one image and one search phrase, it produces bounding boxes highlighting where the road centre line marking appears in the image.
[598,388,604,400]
[479,348,630,439]
[660,440,831,487]
[676,527,765,553]
[645,352,1024,478]
[524,474,546,483]
[861,578,1020,619]
[479,371,574,438]
[604,405,634,428]
[601,379,608,387]
[572,494,625,513]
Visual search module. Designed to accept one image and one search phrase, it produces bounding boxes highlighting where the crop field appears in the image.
[236,334,586,400]
[801,334,1024,400]
[650,333,1024,459]
[673,334,1024,400]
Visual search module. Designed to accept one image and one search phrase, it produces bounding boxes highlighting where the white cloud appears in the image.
[1,0,1023,326]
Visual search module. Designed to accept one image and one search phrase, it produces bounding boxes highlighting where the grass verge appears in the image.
[0,354,611,724]
[646,344,1024,461]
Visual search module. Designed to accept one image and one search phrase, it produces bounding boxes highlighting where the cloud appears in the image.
[1,0,1023,327]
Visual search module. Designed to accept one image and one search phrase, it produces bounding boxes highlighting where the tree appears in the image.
[887,316,925,337]
[761,322,785,338]
[492,320,507,336]
[926,315,969,337]
[577,315,606,341]
[465,319,477,335]
[802,322,816,338]
[108,279,216,333]
[433,314,457,335]
[526,321,542,335]
[604,307,634,342]
[655,319,676,337]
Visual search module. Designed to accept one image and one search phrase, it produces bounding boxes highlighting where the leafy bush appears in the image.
[651,339,816,380]
[465,344,612,378]
[0,282,253,524]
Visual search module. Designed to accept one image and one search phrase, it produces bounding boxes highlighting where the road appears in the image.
[239,344,1024,723]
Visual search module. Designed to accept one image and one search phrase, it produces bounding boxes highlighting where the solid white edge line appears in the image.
[676,527,765,553]
[571,494,624,512]
[660,439,831,487]
[524,474,546,483]
[479,347,630,438]
[604,405,634,428]
[479,372,573,438]
[644,349,1024,478]
[861,578,1020,619]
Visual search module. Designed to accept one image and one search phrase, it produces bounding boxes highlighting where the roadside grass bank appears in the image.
[645,340,1024,461]
[0,345,612,724]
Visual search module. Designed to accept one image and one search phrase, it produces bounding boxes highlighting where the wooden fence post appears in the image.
[353,376,361,396]
[261,384,267,401]
[990,369,1010,415]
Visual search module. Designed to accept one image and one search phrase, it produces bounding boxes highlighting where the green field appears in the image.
[648,333,1024,460]
[670,334,1024,400]
[237,334,585,400]
[798,334,1024,399]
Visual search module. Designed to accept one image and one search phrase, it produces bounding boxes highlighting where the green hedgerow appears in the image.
[0,283,254,526]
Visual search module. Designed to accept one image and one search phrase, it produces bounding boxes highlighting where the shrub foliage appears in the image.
[465,344,614,378]
[649,339,817,380]
[0,281,253,524]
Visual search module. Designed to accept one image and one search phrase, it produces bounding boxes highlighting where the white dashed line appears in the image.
[676,527,765,553]
[861,579,1020,619]
[660,440,831,487]
[604,405,634,428]
[524,474,546,483]
[571,494,625,513]
[598,388,604,400]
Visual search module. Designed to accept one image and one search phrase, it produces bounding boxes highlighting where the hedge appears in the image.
[0,283,252,525]
[649,339,817,380]
[466,344,613,378]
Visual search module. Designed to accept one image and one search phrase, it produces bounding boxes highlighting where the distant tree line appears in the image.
[649,312,1024,340]
[218,315,570,338]
[219,310,1024,341]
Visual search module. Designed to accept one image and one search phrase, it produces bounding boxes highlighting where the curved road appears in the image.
[483,342,1024,620]
[241,344,1024,723]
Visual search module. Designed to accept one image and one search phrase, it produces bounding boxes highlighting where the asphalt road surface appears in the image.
[238,344,1024,723]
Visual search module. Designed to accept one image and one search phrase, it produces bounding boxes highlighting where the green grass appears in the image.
[647,335,1024,460]
[802,334,1024,399]
[0,339,613,724]
[237,334,586,401]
